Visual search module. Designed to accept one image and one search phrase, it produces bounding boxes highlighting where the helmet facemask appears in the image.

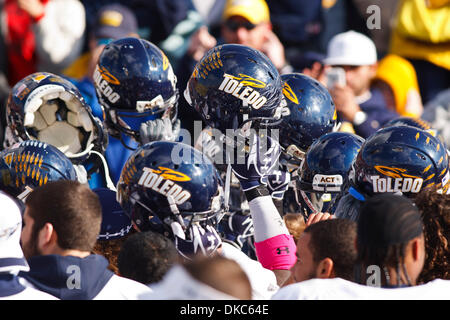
[102,91,179,150]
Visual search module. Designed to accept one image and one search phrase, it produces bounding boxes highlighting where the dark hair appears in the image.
[183,254,252,300]
[356,193,424,286]
[25,180,102,251]
[414,186,450,283]
[117,231,179,284]
[92,229,136,274]
[303,219,357,281]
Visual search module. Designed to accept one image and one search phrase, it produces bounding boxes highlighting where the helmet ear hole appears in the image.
[416,153,426,161]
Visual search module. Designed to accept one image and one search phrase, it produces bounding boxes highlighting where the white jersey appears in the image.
[140,265,237,300]
[220,242,279,300]
[272,277,450,300]
[1,279,58,300]
[92,275,153,300]
[19,274,152,300]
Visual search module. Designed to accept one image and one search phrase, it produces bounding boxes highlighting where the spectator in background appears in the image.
[389,0,450,105]
[349,0,399,59]
[117,231,179,286]
[176,0,292,139]
[292,51,327,86]
[266,0,323,56]
[2,0,85,87]
[414,186,450,284]
[372,54,424,118]
[82,0,211,72]
[190,0,226,38]
[63,3,139,120]
[220,0,290,74]
[266,0,341,75]
[421,88,450,148]
[324,30,398,138]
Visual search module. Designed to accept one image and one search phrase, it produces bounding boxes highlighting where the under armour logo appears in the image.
[276,246,290,254]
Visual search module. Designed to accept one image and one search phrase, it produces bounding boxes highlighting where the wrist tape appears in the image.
[254,234,297,270]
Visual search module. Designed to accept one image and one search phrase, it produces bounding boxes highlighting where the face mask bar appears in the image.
[105,100,178,150]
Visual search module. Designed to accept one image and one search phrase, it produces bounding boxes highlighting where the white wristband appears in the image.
[353,111,367,126]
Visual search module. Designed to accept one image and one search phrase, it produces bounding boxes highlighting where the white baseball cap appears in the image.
[0,191,29,273]
[324,30,377,66]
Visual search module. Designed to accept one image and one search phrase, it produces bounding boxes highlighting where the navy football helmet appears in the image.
[383,117,433,131]
[116,141,225,259]
[279,73,338,168]
[295,132,364,218]
[5,72,107,165]
[350,125,450,198]
[0,140,78,200]
[382,116,447,149]
[94,37,179,148]
[184,44,286,134]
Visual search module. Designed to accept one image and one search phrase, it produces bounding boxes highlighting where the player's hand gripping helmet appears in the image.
[279,73,338,168]
[94,37,179,149]
[0,140,78,201]
[350,125,450,198]
[117,141,225,259]
[295,132,364,218]
[5,72,107,165]
[184,44,286,135]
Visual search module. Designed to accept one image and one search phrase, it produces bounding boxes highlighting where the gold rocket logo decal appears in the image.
[98,66,120,85]
[151,167,191,182]
[282,82,299,105]
[227,74,266,89]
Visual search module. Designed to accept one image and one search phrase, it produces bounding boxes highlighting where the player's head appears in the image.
[295,132,364,219]
[5,72,107,165]
[0,140,79,201]
[94,37,179,149]
[350,125,450,198]
[117,141,225,259]
[184,44,285,135]
[279,73,338,167]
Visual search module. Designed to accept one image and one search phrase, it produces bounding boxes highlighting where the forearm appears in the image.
[245,186,296,275]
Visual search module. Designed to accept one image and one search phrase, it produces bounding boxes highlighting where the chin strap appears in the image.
[65,142,95,160]
[224,163,232,214]
[89,150,117,192]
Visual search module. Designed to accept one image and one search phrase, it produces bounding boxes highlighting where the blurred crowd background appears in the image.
[0,0,448,147]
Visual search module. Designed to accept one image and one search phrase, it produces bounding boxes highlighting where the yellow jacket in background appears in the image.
[374,54,423,118]
[389,0,450,70]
